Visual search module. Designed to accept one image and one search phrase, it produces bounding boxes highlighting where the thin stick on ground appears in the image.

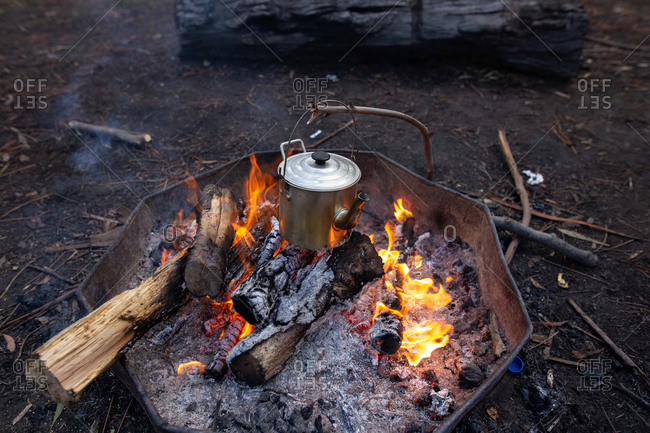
[486,196,648,242]
[68,121,152,148]
[497,129,531,264]
[492,216,597,266]
[0,287,77,333]
[0,194,52,219]
[116,399,133,433]
[568,299,650,385]
[0,259,36,300]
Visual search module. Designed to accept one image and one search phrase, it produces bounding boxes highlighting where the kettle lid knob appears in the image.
[311,151,330,165]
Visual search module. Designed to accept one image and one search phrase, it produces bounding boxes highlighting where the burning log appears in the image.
[370,273,406,355]
[206,314,247,378]
[26,248,189,405]
[184,186,237,298]
[231,245,317,325]
[227,232,383,386]
[221,204,278,293]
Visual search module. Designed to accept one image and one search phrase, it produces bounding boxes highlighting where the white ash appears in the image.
[125,220,507,432]
[429,389,454,417]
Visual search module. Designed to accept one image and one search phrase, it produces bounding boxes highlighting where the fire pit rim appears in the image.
[75,149,532,433]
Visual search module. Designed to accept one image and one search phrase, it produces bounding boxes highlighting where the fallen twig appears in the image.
[568,299,650,385]
[497,129,531,264]
[613,383,650,410]
[27,265,76,285]
[585,35,650,53]
[486,196,648,242]
[68,120,152,148]
[306,121,354,149]
[0,259,36,300]
[493,216,597,266]
[0,194,52,220]
[0,287,77,333]
[546,356,579,367]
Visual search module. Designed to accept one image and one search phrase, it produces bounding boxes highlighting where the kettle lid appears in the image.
[279,151,361,192]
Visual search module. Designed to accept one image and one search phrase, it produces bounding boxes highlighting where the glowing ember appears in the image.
[239,321,255,339]
[371,199,454,366]
[176,361,206,375]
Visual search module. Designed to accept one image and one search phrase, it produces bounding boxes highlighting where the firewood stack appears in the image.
[227,231,384,386]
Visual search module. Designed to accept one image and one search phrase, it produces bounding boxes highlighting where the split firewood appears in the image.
[184,186,237,298]
[68,120,152,148]
[26,248,190,405]
[231,245,317,325]
[227,232,383,386]
[206,314,247,378]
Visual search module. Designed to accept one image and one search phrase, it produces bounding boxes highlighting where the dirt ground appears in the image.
[0,0,648,432]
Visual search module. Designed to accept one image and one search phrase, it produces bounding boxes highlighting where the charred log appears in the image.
[370,311,404,355]
[330,231,385,300]
[230,245,316,325]
[175,0,588,78]
[184,186,237,298]
[227,232,383,386]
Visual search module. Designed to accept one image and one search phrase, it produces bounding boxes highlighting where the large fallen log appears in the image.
[184,185,237,298]
[175,0,588,78]
[227,232,383,386]
[26,248,190,405]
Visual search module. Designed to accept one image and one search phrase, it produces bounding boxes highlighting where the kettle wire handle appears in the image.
[279,139,306,177]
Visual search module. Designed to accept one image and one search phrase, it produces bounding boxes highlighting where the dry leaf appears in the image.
[530,277,547,290]
[2,334,16,352]
[557,273,569,289]
[547,370,554,388]
[486,407,498,420]
[571,342,603,360]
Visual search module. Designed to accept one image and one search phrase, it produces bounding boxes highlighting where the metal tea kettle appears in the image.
[277,139,369,250]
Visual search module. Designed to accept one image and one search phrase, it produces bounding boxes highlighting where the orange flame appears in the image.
[401,321,454,366]
[161,248,173,264]
[372,301,404,321]
[239,321,255,339]
[185,176,202,213]
[176,361,206,375]
[232,154,276,247]
[394,199,413,223]
[371,199,454,366]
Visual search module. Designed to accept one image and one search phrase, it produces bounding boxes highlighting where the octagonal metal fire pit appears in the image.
[77,150,532,433]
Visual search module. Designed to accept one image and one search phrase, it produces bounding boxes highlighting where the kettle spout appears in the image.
[333,192,370,231]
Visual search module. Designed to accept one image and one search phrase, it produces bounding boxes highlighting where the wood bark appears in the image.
[175,0,588,78]
[492,216,597,266]
[184,186,237,298]
[26,248,189,405]
[227,232,383,386]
